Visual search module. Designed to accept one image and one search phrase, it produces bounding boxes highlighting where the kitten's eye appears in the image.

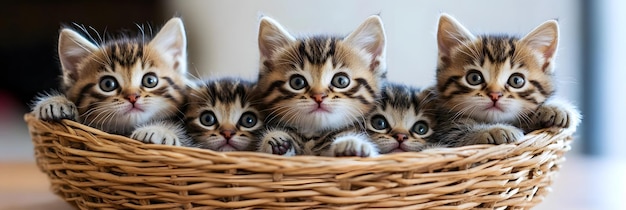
[200,111,217,126]
[370,115,388,130]
[507,73,525,88]
[331,73,350,88]
[239,112,257,128]
[99,76,118,92]
[411,121,429,135]
[465,70,484,85]
[142,73,159,88]
[289,75,307,90]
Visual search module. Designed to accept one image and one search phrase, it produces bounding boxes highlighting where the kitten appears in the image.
[183,78,264,151]
[30,17,191,145]
[366,83,438,153]
[254,15,387,157]
[433,13,581,147]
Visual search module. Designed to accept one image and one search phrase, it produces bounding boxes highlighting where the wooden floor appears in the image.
[1,155,623,210]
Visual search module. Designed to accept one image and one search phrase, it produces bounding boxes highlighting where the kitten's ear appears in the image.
[344,15,387,71]
[436,13,475,58]
[520,20,559,72]
[258,16,295,60]
[149,17,188,74]
[58,28,98,87]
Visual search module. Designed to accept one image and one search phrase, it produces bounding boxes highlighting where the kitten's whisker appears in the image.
[136,23,146,44]
[264,105,291,125]
[443,99,476,120]
[516,106,536,127]
[87,26,104,47]
[464,105,481,123]
[67,24,108,65]
[449,101,478,121]
[278,105,301,127]
[147,24,154,38]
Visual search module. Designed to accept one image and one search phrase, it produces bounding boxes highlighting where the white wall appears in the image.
[595,0,626,158]
[170,0,583,150]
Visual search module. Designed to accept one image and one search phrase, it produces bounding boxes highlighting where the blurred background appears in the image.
[1,0,624,209]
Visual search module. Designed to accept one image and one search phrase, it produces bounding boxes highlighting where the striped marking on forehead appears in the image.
[103,40,151,72]
[380,84,423,113]
[478,35,520,67]
[296,35,340,68]
[201,80,253,107]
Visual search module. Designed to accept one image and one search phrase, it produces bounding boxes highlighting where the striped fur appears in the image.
[31,17,191,138]
[183,78,263,151]
[366,83,440,153]
[433,13,580,147]
[255,15,387,157]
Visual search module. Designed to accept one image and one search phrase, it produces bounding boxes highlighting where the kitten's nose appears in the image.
[220,130,235,139]
[393,133,409,142]
[127,94,140,104]
[311,93,327,104]
[489,92,503,102]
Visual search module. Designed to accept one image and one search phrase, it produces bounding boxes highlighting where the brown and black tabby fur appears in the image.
[254,15,387,157]
[31,17,192,145]
[366,83,439,153]
[183,78,264,151]
[433,13,581,147]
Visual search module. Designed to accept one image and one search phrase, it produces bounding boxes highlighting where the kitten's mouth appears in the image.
[310,104,331,113]
[485,103,505,112]
[123,103,145,114]
[218,144,237,152]
[126,106,145,113]
[391,148,406,153]
[311,108,330,113]
[397,143,413,152]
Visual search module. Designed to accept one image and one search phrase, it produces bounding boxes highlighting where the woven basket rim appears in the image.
[24,112,575,209]
[23,113,573,167]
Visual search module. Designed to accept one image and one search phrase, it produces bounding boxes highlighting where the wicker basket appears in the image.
[24,113,574,210]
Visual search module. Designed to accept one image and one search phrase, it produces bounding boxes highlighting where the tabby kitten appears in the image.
[433,13,581,147]
[31,17,191,145]
[367,83,438,153]
[183,78,263,151]
[255,15,387,157]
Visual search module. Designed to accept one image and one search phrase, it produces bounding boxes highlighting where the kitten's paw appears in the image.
[535,102,581,131]
[536,105,569,128]
[326,135,379,157]
[130,123,185,146]
[473,125,523,145]
[258,130,296,156]
[32,94,77,121]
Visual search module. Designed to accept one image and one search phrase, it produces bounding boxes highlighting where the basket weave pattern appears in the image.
[25,113,572,209]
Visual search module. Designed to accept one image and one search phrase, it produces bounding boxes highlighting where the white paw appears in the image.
[258,130,297,156]
[324,134,379,157]
[31,93,77,121]
[474,125,523,145]
[536,99,582,133]
[130,122,186,146]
